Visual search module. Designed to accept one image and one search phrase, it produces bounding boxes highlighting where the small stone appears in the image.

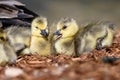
[4,67,24,78]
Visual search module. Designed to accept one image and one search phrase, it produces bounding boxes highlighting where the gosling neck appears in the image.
[57,36,74,45]
[31,35,48,41]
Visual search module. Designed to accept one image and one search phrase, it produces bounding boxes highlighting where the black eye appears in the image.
[35,27,38,29]
[62,25,67,29]
[0,37,5,41]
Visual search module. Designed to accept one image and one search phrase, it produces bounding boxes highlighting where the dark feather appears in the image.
[0,0,38,28]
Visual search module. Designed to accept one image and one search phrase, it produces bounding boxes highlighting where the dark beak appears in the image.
[41,30,48,37]
[53,30,61,35]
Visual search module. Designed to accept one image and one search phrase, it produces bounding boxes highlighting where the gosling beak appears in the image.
[41,30,48,37]
[53,30,62,40]
[53,30,61,35]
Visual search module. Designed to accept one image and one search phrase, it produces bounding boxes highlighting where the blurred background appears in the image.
[19,0,120,26]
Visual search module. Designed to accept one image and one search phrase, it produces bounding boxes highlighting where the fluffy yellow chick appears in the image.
[0,29,17,66]
[30,16,51,56]
[4,16,51,56]
[74,21,116,56]
[53,18,79,56]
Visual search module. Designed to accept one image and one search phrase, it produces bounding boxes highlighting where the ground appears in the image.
[0,31,120,80]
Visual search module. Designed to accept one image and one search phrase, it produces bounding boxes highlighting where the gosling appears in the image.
[5,16,51,56]
[0,28,17,66]
[30,16,51,56]
[74,21,116,56]
[53,18,79,56]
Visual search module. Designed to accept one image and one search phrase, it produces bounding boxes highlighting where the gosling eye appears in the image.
[35,26,39,29]
[62,25,67,29]
[0,37,5,41]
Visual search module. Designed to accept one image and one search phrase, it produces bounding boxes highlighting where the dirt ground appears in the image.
[0,30,120,80]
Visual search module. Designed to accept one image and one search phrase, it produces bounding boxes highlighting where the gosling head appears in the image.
[31,16,49,38]
[53,18,79,40]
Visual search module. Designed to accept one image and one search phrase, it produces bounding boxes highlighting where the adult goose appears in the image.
[0,0,38,28]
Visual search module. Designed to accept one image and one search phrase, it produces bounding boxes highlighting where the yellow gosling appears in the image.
[30,16,51,56]
[53,18,79,56]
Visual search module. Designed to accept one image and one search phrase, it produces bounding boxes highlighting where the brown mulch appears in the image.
[1,31,120,80]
